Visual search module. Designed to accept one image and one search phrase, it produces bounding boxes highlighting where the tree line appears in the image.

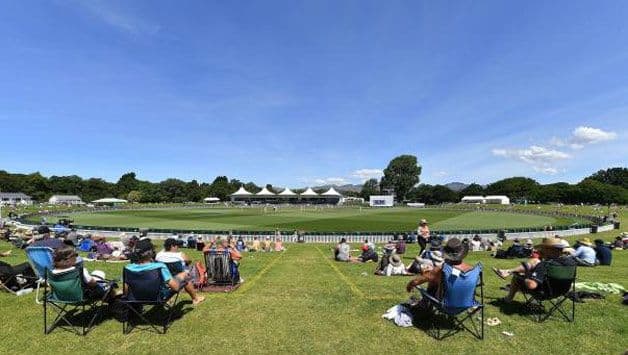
[361,164,628,205]
[0,162,625,205]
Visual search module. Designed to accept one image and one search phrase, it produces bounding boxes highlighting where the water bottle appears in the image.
[15,288,33,296]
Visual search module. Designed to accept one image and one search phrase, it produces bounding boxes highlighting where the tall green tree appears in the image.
[485,177,539,201]
[116,172,141,197]
[380,155,421,201]
[587,167,628,189]
[460,183,484,196]
[359,178,379,200]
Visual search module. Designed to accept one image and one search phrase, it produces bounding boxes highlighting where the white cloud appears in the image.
[75,0,160,36]
[313,177,348,185]
[571,126,617,145]
[492,145,570,174]
[351,169,383,182]
[434,171,449,177]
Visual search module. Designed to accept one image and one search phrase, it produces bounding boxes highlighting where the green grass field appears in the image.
[1,206,625,354]
[55,207,579,232]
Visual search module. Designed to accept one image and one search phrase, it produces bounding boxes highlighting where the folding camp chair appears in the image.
[120,268,181,334]
[204,250,239,286]
[522,264,576,322]
[25,246,54,304]
[164,261,185,276]
[415,263,484,340]
[43,267,113,335]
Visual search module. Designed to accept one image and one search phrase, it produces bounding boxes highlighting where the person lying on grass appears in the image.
[493,237,576,304]
[126,239,205,306]
[357,244,378,263]
[406,238,472,303]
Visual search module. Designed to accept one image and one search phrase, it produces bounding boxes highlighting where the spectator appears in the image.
[334,238,356,262]
[406,250,443,275]
[30,227,65,250]
[250,237,261,252]
[569,238,596,267]
[417,219,430,254]
[358,244,378,263]
[374,244,396,274]
[385,254,409,276]
[236,237,247,252]
[274,238,285,252]
[396,237,406,255]
[594,239,612,266]
[364,239,375,251]
[495,238,576,303]
[262,237,272,252]
[613,236,623,249]
[156,238,191,270]
[52,245,113,300]
[406,238,472,302]
[0,259,36,291]
[470,235,482,252]
[126,239,205,305]
[523,239,534,257]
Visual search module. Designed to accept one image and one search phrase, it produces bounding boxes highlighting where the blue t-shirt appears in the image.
[125,262,173,282]
[595,245,612,266]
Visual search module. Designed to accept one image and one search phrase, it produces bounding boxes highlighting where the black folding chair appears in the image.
[522,264,576,322]
[415,263,484,340]
[121,268,181,334]
[43,267,113,335]
[204,250,239,286]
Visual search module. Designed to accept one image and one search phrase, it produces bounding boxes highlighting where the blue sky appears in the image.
[1,1,627,187]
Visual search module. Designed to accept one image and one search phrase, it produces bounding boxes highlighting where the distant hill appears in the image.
[312,184,362,193]
[444,182,469,192]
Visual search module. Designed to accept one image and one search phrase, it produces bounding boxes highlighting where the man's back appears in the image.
[595,245,612,265]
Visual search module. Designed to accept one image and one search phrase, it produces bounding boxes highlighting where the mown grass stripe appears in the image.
[233,251,285,297]
[314,246,365,298]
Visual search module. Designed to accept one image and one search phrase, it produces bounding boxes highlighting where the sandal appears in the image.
[492,267,509,280]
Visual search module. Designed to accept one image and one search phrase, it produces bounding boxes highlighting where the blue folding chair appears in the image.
[416,263,484,340]
[25,246,54,304]
[120,268,181,334]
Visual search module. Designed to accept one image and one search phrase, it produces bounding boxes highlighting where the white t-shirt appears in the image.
[385,264,406,276]
[155,250,185,266]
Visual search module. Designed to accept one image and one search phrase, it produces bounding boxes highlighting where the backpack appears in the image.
[189,261,207,289]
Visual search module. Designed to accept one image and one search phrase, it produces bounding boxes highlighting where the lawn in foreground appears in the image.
[0,230,626,354]
[61,207,574,232]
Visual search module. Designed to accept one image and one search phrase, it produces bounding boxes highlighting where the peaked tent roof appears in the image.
[231,186,253,196]
[321,187,342,196]
[300,187,319,197]
[256,187,276,196]
[278,188,297,196]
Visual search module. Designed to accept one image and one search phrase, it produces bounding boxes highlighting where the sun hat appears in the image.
[578,238,593,246]
[419,219,428,225]
[390,254,403,267]
[534,237,566,250]
[525,239,533,246]
[442,238,468,262]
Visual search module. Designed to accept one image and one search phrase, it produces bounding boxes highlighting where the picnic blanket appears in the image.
[575,282,625,294]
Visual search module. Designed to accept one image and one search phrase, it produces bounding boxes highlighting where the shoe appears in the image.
[492,267,509,280]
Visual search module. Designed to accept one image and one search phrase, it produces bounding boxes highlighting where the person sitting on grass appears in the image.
[568,238,597,266]
[374,243,396,274]
[126,239,205,305]
[396,237,406,255]
[262,237,272,252]
[52,245,115,300]
[493,238,575,304]
[470,235,482,252]
[358,244,378,263]
[236,237,247,252]
[405,238,472,303]
[385,254,410,276]
[334,238,357,262]
[250,237,260,252]
[156,238,192,270]
[594,239,612,266]
[274,238,285,252]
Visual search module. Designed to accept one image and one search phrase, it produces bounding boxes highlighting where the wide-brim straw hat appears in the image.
[419,219,428,225]
[535,237,566,251]
[442,238,468,262]
[578,238,593,246]
[389,254,403,267]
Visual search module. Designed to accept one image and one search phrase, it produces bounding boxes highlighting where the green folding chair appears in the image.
[522,264,576,322]
[43,267,113,335]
